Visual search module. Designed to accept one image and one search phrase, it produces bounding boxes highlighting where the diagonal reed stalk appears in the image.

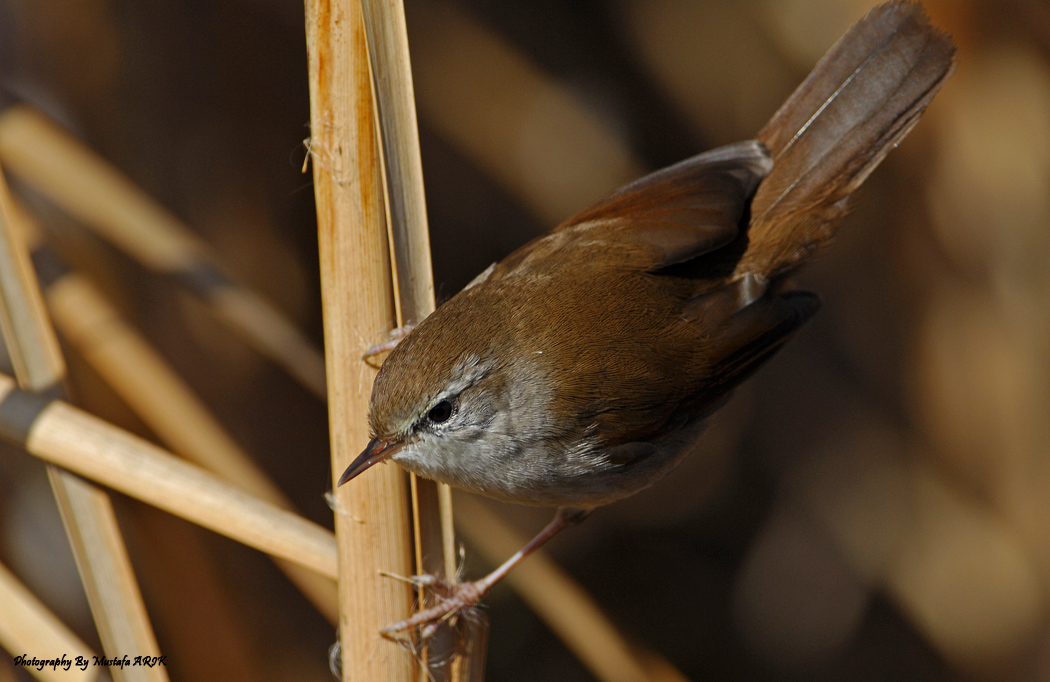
[0,164,166,681]
[0,560,97,682]
[0,106,328,402]
[4,203,341,624]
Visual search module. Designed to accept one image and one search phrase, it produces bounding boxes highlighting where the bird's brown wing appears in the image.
[487,141,773,281]
[680,287,821,418]
[592,285,821,459]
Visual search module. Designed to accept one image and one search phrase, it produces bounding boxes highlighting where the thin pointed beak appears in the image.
[338,438,405,486]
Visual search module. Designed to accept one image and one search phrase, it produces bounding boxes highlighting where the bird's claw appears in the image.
[378,570,440,588]
[362,325,415,365]
[379,574,487,641]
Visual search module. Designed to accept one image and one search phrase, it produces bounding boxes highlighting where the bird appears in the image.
[339,0,956,637]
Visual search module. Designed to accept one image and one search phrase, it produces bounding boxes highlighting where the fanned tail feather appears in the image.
[737,1,956,279]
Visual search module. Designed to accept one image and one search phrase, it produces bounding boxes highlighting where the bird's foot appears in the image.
[379,572,488,641]
[362,325,415,365]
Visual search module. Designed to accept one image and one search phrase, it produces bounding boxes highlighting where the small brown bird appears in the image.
[340,1,956,635]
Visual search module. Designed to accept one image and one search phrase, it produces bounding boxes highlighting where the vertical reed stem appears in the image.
[358,0,464,677]
[305,0,416,679]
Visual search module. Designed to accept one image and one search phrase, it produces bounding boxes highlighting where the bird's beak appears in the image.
[337,438,405,485]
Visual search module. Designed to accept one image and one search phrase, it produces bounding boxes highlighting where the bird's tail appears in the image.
[736,1,956,280]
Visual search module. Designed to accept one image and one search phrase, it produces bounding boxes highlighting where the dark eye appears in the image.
[427,400,454,424]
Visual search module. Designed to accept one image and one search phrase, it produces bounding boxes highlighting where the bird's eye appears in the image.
[427,400,454,424]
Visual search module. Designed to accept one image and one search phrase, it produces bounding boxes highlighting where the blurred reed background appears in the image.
[0,0,1047,680]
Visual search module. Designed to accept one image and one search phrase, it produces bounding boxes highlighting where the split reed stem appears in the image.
[306,0,417,679]
[359,0,464,677]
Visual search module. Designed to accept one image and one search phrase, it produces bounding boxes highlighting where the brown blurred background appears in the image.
[1,0,1048,680]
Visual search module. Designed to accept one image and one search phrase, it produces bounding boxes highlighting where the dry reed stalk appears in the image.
[2,199,340,621]
[3,184,341,623]
[0,172,64,389]
[360,0,436,327]
[45,481,165,682]
[0,105,327,400]
[0,167,166,681]
[0,371,339,578]
[43,258,340,624]
[0,560,97,682]
[359,0,463,677]
[305,0,416,679]
[454,495,691,682]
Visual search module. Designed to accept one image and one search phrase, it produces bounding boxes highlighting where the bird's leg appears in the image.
[380,507,591,639]
[362,324,415,365]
